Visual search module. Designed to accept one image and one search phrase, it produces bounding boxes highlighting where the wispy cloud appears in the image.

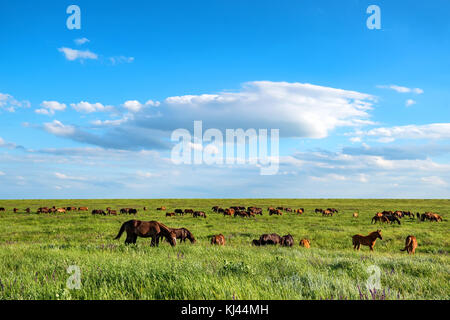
[350,123,450,142]
[377,84,423,94]
[109,56,135,65]
[405,99,416,107]
[0,93,30,112]
[58,47,98,61]
[74,37,90,45]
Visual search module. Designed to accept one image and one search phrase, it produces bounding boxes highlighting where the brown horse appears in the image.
[158,227,196,244]
[299,239,310,248]
[281,234,294,247]
[352,230,382,251]
[114,220,176,246]
[400,235,417,254]
[211,234,226,246]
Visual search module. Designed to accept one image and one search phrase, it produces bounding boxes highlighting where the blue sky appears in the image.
[0,0,449,198]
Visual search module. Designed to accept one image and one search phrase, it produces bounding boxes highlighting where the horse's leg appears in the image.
[132,235,137,244]
[151,236,156,247]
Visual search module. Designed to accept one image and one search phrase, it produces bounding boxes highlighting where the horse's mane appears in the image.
[368,231,380,237]
[156,222,174,235]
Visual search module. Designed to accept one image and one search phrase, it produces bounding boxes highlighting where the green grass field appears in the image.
[0,199,448,300]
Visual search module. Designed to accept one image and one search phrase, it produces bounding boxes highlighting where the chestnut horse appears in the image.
[211,234,226,245]
[299,239,310,248]
[352,230,382,251]
[400,235,417,254]
[114,220,176,246]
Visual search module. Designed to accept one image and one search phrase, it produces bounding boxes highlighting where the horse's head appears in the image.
[376,230,383,240]
[189,234,196,244]
[168,232,177,246]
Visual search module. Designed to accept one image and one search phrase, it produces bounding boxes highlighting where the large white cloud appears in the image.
[131,81,376,138]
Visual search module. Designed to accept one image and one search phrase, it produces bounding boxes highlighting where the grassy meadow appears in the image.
[0,199,448,300]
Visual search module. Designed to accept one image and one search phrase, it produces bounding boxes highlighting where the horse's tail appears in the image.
[114,221,127,240]
[400,236,412,251]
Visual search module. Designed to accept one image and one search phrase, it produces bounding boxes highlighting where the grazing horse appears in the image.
[400,235,417,254]
[299,239,310,248]
[322,209,333,217]
[211,234,226,246]
[114,220,176,246]
[193,211,207,218]
[252,239,261,246]
[385,215,401,225]
[166,212,175,217]
[159,227,196,244]
[174,209,184,215]
[13,208,18,213]
[353,212,359,218]
[372,215,389,224]
[281,234,294,247]
[0,207,5,212]
[258,233,282,245]
[315,208,323,214]
[352,230,382,251]
[296,208,304,214]
[269,209,282,216]
[107,209,117,215]
[78,207,89,211]
[224,208,234,216]
[157,206,166,211]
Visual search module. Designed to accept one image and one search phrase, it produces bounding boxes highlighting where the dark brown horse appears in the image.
[169,227,196,244]
[114,220,176,246]
[281,234,294,247]
[258,233,282,245]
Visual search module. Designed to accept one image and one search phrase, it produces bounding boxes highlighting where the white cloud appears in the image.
[74,37,90,45]
[43,120,76,136]
[0,171,5,176]
[58,47,98,61]
[405,99,416,107]
[54,172,87,181]
[352,123,450,142]
[0,93,30,112]
[109,56,135,65]
[132,81,376,139]
[122,100,159,112]
[123,100,143,112]
[377,85,424,94]
[35,101,67,116]
[421,176,447,186]
[136,171,160,178]
[70,101,113,113]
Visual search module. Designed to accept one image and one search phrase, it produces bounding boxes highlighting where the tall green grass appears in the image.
[0,199,448,299]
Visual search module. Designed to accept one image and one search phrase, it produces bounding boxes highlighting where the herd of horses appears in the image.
[0,204,442,255]
[370,210,443,224]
